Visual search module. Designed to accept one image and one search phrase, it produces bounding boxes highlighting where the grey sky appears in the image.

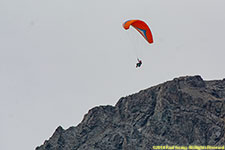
[1,0,225,149]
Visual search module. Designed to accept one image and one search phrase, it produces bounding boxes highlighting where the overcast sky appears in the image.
[1,0,225,149]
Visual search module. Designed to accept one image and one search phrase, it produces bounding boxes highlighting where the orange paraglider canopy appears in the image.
[123,19,153,44]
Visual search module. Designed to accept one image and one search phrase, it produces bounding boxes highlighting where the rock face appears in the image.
[36,75,225,150]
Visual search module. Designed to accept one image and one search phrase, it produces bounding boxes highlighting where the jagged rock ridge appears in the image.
[36,75,225,150]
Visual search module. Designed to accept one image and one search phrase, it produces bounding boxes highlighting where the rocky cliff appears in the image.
[36,75,225,150]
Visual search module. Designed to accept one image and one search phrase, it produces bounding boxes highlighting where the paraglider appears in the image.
[123,19,153,68]
[136,58,142,68]
[123,19,153,44]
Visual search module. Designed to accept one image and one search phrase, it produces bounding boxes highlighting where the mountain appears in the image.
[36,75,225,150]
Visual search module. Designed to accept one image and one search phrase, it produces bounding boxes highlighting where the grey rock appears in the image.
[36,75,225,150]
